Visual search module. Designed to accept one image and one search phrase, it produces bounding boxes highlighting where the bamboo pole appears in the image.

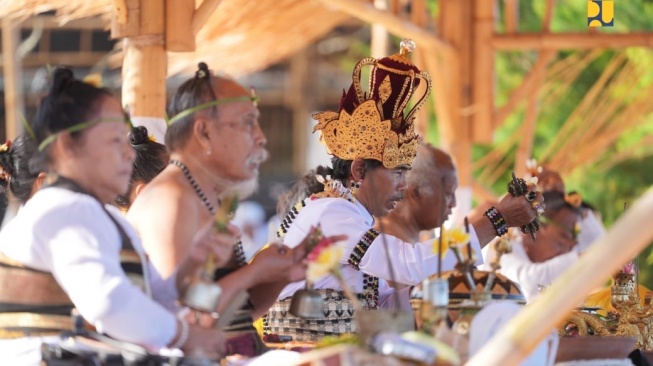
[493,32,653,50]
[117,0,167,118]
[287,50,311,174]
[111,0,140,38]
[122,38,167,117]
[542,0,555,33]
[114,0,129,25]
[192,0,224,35]
[459,0,472,143]
[411,0,427,29]
[410,0,429,138]
[467,188,653,366]
[503,0,518,34]
[2,18,24,141]
[316,0,454,59]
[438,0,471,186]
[471,0,494,143]
[371,0,389,58]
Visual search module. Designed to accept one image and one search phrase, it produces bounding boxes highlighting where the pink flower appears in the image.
[622,261,637,275]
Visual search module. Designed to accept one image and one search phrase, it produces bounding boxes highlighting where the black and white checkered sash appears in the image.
[263,229,381,342]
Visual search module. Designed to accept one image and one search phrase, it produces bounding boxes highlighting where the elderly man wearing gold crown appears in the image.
[264,40,541,341]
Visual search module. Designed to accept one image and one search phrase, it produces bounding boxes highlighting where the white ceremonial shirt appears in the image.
[481,213,605,303]
[576,211,606,253]
[0,188,177,357]
[482,234,579,303]
[278,197,483,301]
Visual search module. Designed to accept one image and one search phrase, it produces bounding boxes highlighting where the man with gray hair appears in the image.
[377,143,535,249]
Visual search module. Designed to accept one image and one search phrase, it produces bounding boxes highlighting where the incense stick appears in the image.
[626,201,639,298]
[437,176,446,278]
[464,216,472,261]
[437,227,443,278]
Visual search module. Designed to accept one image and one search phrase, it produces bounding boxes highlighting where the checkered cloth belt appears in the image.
[263,288,377,342]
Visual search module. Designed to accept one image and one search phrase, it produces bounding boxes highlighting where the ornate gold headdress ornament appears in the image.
[0,140,12,182]
[312,39,432,169]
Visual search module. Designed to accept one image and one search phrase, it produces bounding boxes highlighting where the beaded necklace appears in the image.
[169,159,216,216]
[276,179,354,239]
[275,178,379,309]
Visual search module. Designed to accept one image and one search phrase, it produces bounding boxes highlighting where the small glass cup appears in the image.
[423,277,449,307]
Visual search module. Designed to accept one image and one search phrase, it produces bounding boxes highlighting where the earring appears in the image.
[350,180,361,194]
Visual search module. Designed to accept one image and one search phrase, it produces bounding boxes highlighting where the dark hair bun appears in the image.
[195,62,210,79]
[315,165,334,180]
[50,68,75,95]
[129,126,149,145]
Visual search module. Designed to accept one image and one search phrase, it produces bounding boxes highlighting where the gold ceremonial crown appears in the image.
[313,39,432,169]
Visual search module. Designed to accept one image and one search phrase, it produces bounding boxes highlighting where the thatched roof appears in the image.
[168,0,350,76]
[0,0,351,77]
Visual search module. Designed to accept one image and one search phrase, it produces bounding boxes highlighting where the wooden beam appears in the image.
[114,0,129,25]
[122,37,166,118]
[287,50,311,174]
[493,32,653,50]
[111,0,140,39]
[410,0,429,138]
[411,0,427,28]
[39,29,51,53]
[166,0,195,51]
[80,30,93,53]
[192,0,224,35]
[504,0,518,34]
[141,0,164,35]
[542,0,555,32]
[316,0,454,58]
[21,16,108,31]
[121,0,166,118]
[471,0,494,143]
[17,52,109,68]
[2,18,24,141]
[438,0,473,189]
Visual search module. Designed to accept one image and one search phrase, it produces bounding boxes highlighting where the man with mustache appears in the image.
[264,40,543,342]
[127,63,309,357]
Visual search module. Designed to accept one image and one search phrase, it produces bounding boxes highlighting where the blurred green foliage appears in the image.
[429,0,653,287]
[333,0,653,287]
